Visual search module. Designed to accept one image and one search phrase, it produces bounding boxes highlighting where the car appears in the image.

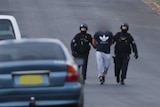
[0,15,22,40]
[0,38,84,107]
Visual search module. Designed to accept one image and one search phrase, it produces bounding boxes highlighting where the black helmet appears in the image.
[120,23,129,31]
[80,23,88,30]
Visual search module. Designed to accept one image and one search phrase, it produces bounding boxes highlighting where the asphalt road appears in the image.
[1,0,160,107]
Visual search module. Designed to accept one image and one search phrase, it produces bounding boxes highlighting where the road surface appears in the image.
[0,0,160,107]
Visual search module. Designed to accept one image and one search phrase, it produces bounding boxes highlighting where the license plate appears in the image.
[19,75,43,85]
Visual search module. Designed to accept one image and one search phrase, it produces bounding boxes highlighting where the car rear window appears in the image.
[0,19,15,40]
[0,42,66,62]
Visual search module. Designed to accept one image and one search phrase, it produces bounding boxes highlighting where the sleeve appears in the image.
[92,32,99,49]
[113,33,118,44]
[110,32,114,40]
[93,32,98,40]
[89,34,96,49]
[70,34,78,52]
[130,35,138,55]
[88,34,92,44]
[109,32,114,45]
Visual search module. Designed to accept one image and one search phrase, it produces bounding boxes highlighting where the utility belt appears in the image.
[113,53,130,63]
[76,45,91,54]
[115,53,130,57]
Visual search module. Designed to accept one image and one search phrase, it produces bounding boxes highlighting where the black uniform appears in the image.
[113,31,138,84]
[71,31,92,80]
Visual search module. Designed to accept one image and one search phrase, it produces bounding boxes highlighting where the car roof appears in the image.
[0,15,22,40]
[0,15,16,20]
[0,38,62,44]
[0,38,73,62]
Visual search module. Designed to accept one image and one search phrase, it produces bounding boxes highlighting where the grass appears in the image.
[157,2,160,5]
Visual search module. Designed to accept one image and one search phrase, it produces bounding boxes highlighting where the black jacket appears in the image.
[113,32,138,55]
[71,32,92,55]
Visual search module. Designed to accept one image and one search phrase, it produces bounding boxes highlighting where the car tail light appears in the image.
[66,65,78,81]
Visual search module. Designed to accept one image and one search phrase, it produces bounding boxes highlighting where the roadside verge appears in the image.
[142,0,160,14]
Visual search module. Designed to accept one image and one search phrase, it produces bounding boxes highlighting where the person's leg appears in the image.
[121,55,130,84]
[114,55,122,83]
[103,53,111,76]
[82,54,89,80]
[75,56,82,73]
[101,53,111,83]
[96,52,104,77]
[96,51,104,84]
[113,56,117,77]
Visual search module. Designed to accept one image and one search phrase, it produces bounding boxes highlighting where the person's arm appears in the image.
[112,33,118,45]
[70,34,78,57]
[109,32,114,46]
[92,38,97,48]
[92,32,98,48]
[88,34,96,49]
[130,35,138,59]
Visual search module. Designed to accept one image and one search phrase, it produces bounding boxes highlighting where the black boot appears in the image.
[116,76,120,83]
[120,79,125,85]
[83,76,86,85]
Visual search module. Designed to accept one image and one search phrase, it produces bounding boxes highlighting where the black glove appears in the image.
[72,51,78,57]
[134,54,138,59]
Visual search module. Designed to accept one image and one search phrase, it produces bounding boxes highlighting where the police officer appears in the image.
[71,23,93,83]
[113,23,138,85]
[92,23,113,85]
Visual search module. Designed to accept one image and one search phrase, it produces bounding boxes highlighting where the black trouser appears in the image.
[77,54,89,80]
[114,54,130,80]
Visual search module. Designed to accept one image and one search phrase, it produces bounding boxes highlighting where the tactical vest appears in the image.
[115,34,132,54]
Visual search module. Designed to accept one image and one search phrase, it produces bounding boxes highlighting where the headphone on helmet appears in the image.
[79,23,88,30]
[120,23,129,31]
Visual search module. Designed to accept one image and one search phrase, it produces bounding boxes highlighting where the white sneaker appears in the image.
[99,76,105,85]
